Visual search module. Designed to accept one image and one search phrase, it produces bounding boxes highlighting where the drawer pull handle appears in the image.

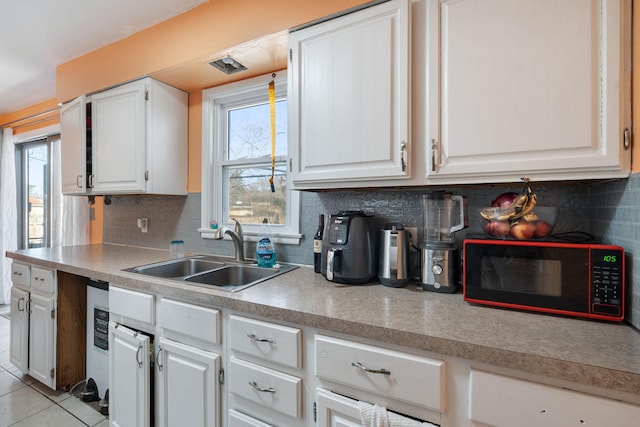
[351,361,391,376]
[247,333,275,344]
[249,381,276,394]
[13,271,22,276]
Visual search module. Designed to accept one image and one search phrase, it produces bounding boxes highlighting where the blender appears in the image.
[420,192,467,293]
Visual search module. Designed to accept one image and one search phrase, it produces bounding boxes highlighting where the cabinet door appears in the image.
[92,80,146,194]
[60,95,88,194]
[9,287,29,373]
[288,0,410,187]
[430,0,630,182]
[156,337,221,427]
[316,388,363,427]
[109,322,151,427]
[28,293,56,389]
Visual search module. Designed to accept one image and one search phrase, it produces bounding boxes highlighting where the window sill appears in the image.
[199,228,303,246]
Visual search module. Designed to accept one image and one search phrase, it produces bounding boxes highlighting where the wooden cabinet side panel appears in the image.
[56,271,87,390]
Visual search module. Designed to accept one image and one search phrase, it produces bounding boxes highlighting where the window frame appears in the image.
[200,71,301,244]
[14,125,60,249]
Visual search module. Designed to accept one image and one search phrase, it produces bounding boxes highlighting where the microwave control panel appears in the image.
[590,248,624,318]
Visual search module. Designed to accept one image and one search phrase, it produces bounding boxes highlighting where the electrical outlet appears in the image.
[405,226,418,247]
[137,218,148,233]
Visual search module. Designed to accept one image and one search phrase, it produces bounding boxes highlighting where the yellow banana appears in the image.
[480,181,538,222]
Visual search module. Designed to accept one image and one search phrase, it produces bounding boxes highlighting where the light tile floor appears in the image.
[0,304,108,427]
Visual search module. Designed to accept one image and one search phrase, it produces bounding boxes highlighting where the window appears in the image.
[15,134,58,249]
[201,72,301,243]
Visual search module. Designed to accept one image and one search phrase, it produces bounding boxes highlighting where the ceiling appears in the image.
[0,0,207,115]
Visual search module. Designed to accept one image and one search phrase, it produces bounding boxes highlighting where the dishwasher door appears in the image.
[86,279,109,398]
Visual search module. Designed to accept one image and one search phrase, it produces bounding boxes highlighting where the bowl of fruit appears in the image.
[480,187,557,240]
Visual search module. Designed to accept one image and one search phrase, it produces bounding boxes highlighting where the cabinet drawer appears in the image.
[160,298,220,348]
[315,335,445,412]
[30,266,56,294]
[228,409,273,427]
[109,286,155,325]
[229,315,302,368]
[470,369,640,427]
[11,262,30,287]
[228,356,302,419]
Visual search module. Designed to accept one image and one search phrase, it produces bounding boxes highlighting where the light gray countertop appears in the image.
[6,243,640,396]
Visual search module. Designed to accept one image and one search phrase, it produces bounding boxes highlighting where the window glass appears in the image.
[201,72,300,243]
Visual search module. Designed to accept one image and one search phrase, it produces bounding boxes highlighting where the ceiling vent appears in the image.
[209,56,247,75]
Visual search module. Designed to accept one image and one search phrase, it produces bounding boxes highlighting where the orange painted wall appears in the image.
[56,0,369,102]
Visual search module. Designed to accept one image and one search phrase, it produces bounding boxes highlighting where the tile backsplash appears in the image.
[103,176,639,328]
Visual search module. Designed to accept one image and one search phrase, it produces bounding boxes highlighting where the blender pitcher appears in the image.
[421,192,467,293]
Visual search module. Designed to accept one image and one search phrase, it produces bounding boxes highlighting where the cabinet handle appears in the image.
[17,297,25,311]
[431,139,440,172]
[156,346,163,372]
[351,361,391,376]
[26,299,31,314]
[249,381,276,394]
[400,141,407,172]
[76,175,83,188]
[247,333,275,344]
[136,343,143,368]
[88,175,94,188]
[12,271,22,276]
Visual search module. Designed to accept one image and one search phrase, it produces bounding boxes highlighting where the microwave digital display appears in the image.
[463,239,624,322]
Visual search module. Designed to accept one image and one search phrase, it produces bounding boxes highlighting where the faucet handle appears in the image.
[231,218,243,242]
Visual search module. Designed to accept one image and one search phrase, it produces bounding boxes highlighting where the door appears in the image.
[288,0,410,186]
[9,287,29,373]
[316,388,363,427]
[92,80,147,194]
[156,337,221,427]
[109,322,151,427]
[60,95,88,194]
[28,293,56,389]
[430,0,630,182]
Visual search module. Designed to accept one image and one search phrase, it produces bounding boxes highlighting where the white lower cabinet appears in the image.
[9,262,57,390]
[27,293,57,386]
[227,314,304,426]
[469,369,640,427]
[9,287,29,373]
[316,388,363,427]
[108,322,152,427]
[314,334,445,426]
[108,289,222,427]
[156,337,221,427]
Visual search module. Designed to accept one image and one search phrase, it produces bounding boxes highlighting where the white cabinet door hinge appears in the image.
[218,369,225,384]
[144,170,149,181]
[50,308,55,319]
[145,90,149,101]
[50,368,55,379]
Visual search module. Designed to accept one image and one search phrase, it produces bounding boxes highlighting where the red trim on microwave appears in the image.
[463,239,625,322]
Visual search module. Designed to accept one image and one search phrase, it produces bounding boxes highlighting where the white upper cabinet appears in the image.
[60,77,188,195]
[60,95,87,194]
[288,0,411,189]
[428,0,631,183]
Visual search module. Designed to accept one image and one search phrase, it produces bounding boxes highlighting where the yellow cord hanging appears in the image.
[268,78,276,192]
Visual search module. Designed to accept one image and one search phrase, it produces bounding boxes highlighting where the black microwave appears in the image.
[463,238,625,322]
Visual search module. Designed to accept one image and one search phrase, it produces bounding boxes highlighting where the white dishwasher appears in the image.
[86,279,109,401]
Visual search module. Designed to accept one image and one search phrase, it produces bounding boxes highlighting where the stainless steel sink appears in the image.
[125,257,225,278]
[123,256,298,292]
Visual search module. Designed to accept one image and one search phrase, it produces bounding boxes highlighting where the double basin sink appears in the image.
[123,256,298,292]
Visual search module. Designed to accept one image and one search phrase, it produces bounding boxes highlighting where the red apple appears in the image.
[491,192,518,208]
[533,220,553,238]
[488,220,511,237]
[510,221,536,239]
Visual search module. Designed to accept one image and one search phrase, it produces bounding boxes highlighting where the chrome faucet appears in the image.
[213,218,245,261]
